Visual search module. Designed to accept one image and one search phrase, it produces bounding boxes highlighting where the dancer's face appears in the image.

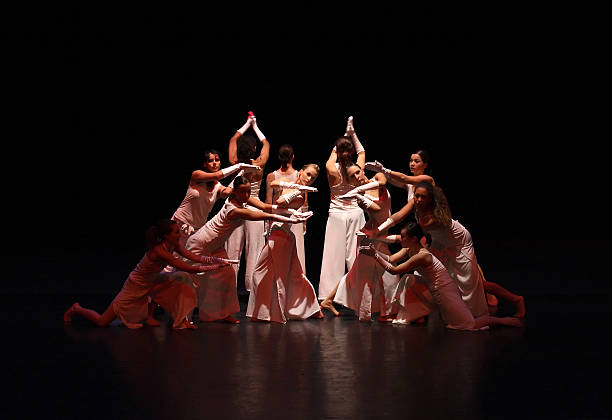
[165,223,182,246]
[409,154,427,175]
[346,165,366,186]
[204,153,221,172]
[414,187,432,209]
[234,183,251,203]
[298,166,319,186]
[400,230,417,249]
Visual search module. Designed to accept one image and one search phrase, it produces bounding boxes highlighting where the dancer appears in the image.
[171,148,259,247]
[363,222,522,330]
[225,112,270,291]
[265,144,309,273]
[411,181,525,318]
[364,150,434,234]
[63,219,232,330]
[186,175,313,324]
[318,116,367,299]
[319,163,400,321]
[366,153,525,318]
[247,163,323,323]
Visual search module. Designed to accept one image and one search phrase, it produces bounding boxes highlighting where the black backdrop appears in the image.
[5,7,610,295]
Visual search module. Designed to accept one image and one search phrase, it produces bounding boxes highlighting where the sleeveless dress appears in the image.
[418,213,489,318]
[225,174,265,291]
[269,169,308,274]
[333,187,400,320]
[186,200,245,321]
[112,244,197,329]
[399,249,478,330]
[172,181,225,245]
[246,219,321,323]
[318,163,366,299]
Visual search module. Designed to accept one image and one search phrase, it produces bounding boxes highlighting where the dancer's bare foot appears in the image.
[320,299,340,316]
[486,293,499,307]
[221,315,240,324]
[378,314,396,323]
[513,296,526,318]
[310,310,324,319]
[174,319,197,330]
[63,303,80,322]
[145,317,161,327]
[250,317,267,322]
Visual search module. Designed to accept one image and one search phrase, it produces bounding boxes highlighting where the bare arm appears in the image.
[326,148,341,187]
[265,172,276,204]
[388,172,434,186]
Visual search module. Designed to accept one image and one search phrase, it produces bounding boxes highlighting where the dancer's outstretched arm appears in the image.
[152,244,230,273]
[365,160,434,186]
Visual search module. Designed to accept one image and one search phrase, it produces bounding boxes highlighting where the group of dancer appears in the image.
[64,113,525,331]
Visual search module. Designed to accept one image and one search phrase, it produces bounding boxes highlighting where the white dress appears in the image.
[421,216,489,318]
[269,170,308,274]
[186,200,244,321]
[225,176,265,291]
[333,188,400,320]
[397,249,478,330]
[318,163,366,299]
[246,221,321,323]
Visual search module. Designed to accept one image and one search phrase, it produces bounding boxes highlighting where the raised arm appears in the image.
[250,117,270,168]
[345,116,366,169]
[325,147,341,187]
[228,115,254,165]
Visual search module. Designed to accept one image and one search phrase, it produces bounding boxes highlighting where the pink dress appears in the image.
[111,244,197,329]
[172,181,225,244]
[186,200,244,321]
[402,249,478,330]
[246,220,321,323]
[269,169,308,273]
[419,215,489,318]
[333,188,400,320]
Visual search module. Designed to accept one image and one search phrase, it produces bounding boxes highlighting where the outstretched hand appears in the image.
[345,116,355,136]
[364,160,388,174]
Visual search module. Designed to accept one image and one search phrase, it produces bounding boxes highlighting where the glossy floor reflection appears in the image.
[6,292,612,419]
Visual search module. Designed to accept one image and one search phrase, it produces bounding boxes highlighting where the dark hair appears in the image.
[414,150,431,175]
[145,219,177,250]
[414,181,452,228]
[237,135,258,162]
[401,222,432,246]
[203,149,221,169]
[335,136,356,177]
[278,144,294,166]
[231,175,250,191]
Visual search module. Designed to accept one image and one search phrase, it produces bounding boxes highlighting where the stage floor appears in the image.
[6,292,612,419]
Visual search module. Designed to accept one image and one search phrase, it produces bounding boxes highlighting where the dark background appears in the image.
[4,6,610,297]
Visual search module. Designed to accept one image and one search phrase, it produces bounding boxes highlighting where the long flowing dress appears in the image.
[186,200,244,321]
[419,214,489,318]
[318,163,366,299]
[332,187,400,320]
[225,175,265,291]
[246,220,321,323]
[111,244,197,329]
[269,169,308,274]
[397,248,481,330]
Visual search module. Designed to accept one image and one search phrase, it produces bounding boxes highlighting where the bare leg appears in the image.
[64,302,117,327]
[320,282,340,316]
[473,315,523,330]
[483,281,525,318]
